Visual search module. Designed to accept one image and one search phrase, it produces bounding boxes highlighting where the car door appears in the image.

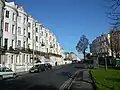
[1,67,8,79]
[5,68,13,78]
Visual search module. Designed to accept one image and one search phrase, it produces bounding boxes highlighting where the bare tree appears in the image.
[110,30,120,57]
[76,35,89,60]
[106,0,120,29]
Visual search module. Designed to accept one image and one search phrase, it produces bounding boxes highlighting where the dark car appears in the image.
[29,64,46,73]
[45,63,52,70]
[72,60,78,64]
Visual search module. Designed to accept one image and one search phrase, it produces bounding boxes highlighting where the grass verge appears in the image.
[91,68,120,90]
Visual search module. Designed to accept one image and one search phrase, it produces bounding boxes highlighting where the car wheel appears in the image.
[13,73,16,79]
[0,76,3,81]
[39,69,41,72]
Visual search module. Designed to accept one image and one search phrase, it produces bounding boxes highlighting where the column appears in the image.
[12,54,16,72]
[28,54,30,64]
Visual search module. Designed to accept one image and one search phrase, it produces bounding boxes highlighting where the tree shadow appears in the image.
[82,79,114,90]
[56,72,72,78]
[95,81,114,90]
[113,67,120,70]
[105,76,120,82]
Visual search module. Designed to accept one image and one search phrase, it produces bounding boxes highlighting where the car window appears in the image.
[5,68,12,72]
[0,67,6,72]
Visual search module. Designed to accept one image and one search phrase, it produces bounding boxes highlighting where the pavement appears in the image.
[69,70,93,90]
[0,64,94,90]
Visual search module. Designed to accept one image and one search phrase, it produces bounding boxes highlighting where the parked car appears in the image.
[29,64,46,73]
[72,60,78,64]
[0,67,17,81]
[45,63,52,70]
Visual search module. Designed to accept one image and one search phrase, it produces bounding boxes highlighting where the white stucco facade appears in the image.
[0,1,64,72]
[0,0,5,66]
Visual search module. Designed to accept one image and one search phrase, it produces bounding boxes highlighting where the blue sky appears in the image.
[10,0,110,54]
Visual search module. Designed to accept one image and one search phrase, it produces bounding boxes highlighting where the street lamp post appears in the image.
[104,53,108,70]
[105,55,107,70]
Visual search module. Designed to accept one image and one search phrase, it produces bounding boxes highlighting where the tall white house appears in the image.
[0,1,64,72]
[0,0,5,66]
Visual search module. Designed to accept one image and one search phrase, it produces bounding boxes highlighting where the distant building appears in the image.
[64,52,81,61]
[90,33,112,57]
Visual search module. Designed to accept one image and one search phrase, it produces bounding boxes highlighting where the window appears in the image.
[24,18,26,23]
[36,36,38,42]
[4,38,8,49]
[26,55,28,63]
[36,28,38,32]
[12,25,14,34]
[28,32,30,38]
[50,36,51,40]
[50,42,52,46]
[18,40,21,47]
[23,54,25,64]
[28,22,31,27]
[12,40,14,47]
[40,26,42,30]
[47,48,48,53]
[36,46,38,50]
[6,10,9,18]
[46,40,48,45]
[23,41,25,48]
[54,44,55,48]
[18,27,21,35]
[24,29,25,36]
[12,13,15,21]
[18,16,21,22]
[46,33,48,37]
[41,31,43,36]
[5,23,9,32]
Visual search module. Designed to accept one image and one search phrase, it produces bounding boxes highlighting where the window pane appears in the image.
[28,32,30,38]
[6,10,9,18]
[11,55,13,64]
[12,25,14,34]
[18,27,21,35]
[36,28,38,32]
[24,29,25,35]
[36,36,38,42]
[5,23,9,32]
[18,40,21,47]
[12,13,15,21]
[28,22,31,27]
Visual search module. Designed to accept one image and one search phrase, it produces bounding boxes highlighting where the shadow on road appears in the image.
[0,79,58,90]
[56,72,72,78]
[27,84,58,90]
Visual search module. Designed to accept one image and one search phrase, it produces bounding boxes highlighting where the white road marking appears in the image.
[59,70,80,90]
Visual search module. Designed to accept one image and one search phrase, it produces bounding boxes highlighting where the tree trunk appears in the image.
[83,49,86,61]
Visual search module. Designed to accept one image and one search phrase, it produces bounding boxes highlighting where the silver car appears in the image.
[0,67,16,80]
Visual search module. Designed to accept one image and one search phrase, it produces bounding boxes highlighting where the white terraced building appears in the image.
[0,1,64,72]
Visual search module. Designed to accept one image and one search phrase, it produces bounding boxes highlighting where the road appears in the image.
[0,64,84,90]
